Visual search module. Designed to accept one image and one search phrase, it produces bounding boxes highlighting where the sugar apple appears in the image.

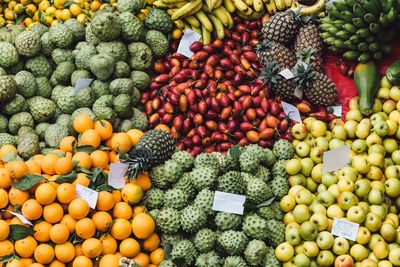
[0,116,7,133]
[91,80,110,97]
[92,95,116,122]
[71,70,92,87]
[217,231,248,255]
[127,42,152,70]
[244,240,268,266]
[173,172,195,199]
[14,30,41,57]
[56,87,77,114]
[9,112,34,134]
[129,108,148,131]
[195,251,221,267]
[130,71,150,91]
[90,12,121,41]
[35,123,50,139]
[171,150,194,170]
[246,178,273,204]
[117,0,145,13]
[158,261,176,267]
[40,32,55,56]
[89,53,115,81]
[25,55,52,78]
[144,8,173,34]
[3,93,25,116]
[193,189,215,216]
[55,61,76,85]
[0,133,17,147]
[109,78,133,96]
[0,25,25,45]
[28,96,56,122]
[64,18,85,42]
[44,123,69,148]
[17,132,39,159]
[29,24,48,37]
[0,42,18,69]
[96,41,127,62]
[145,30,169,58]
[72,42,97,70]
[85,23,100,45]
[0,76,17,102]
[113,61,130,79]
[15,71,37,98]
[223,256,247,267]
[113,94,132,118]
[74,87,95,108]
[119,12,145,42]
[49,22,73,48]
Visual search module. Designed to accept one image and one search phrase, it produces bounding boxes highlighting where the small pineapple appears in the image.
[256,40,297,70]
[297,48,323,73]
[294,14,323,54]
[261,9,303,44]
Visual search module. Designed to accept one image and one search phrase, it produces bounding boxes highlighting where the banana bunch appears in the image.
[290,0,324,15]
[321,0,399,63]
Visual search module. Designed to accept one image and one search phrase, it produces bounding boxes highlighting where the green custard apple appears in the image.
[49,22,74,49]
[0,42,18,69]
[14,30,41,57]
[0,76,17,102]
[90,12,121,41]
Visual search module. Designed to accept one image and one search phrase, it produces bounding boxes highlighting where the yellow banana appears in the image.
[232,0,252,15]
[185,15,200,27]
[191,24,203,35]
[245,0,253,6]
[170,0,202,20]
[195,10,213,32]
[153,0,186,8]
[284,0,291,7]
[174,19,185,29]
[208,14,225,40]
[274,0,285,10]
[265,0,276,13]
[224,6,234,28]
[167,8,178,15]
[161,0,185,4]
[185,1,203,16]
[253,0,263,12]
[223,0,236,12]
[212,6,229,27]
[205,0,214,10]
[291,0,324,15]
[201,24,211,44]
[213,0,223,8]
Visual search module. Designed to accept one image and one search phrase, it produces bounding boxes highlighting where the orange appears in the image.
[132,205,148,218]
[49,224,69,244]
[0,239,14,256]
[150,248,164,265]
[72,173,90,187]
[104,133,115,148]
[72,255,93,267]
[49,260,66,267]
[100,234,117,255]
[110,133,132,152]
[40,154,59,175]
[94,120,113,141]
[15,236,37,258]
[112,190,122,203]
[110,218,132,240]
[132,252,150,267]
[74,243,83,257]
[112,202,132,219]
[33,154,44,166]
[121,183,143,205]
[90,150,108,169]
[21,199,43,220]
[69,3,81,16]
[115,252,123,260]
[1,205,14,219]
[0,188,8,209]
[60,214,77,234]
[154,124,170,133]
[56,183,76,204]
[90,0,101,11]
[0,220,9,241]
[25,160,41,174]
[33,221,52,242]
[99,254,119,267]
[133,172,152,191]
[4,259,24,267]
[43,203,64,224]
[119,238,140,258]
[109,151,119,164]
[8,187,29,206]
[126,129,144,147]
[35,183,57,205]
[72,152,92,170]
[34,244,54,264]
[54,157,73,175]
[142,233,160,252]
[96,191,114,211]
[91,211,112,232]
[59,136,77,153]
[75,218,96,239]
[54,242,75,263]
[0,144,17,159]
[68,198,89,219]
[0,168,11,189]
[19,258,33,266]
[74,115,94,134]
[132,212,155,239]
[81,129,101,148]
[5,161,28,179]
[82,238,102,258]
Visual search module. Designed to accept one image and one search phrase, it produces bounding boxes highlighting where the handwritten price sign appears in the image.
[331,218,359,241]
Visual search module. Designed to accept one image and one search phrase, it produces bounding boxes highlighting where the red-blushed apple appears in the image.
[334,254,354,267]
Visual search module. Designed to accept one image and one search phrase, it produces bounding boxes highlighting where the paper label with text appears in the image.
[76,184,99,209]
[331,218,359,241]
[108,163,129,189]
[328,105,342,117]
[177,29,201,58]
[279,69,295,79]
[212,191,246,215]
[281,101,302,123]
[322,145,350,174]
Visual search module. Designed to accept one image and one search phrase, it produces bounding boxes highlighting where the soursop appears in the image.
[214,212,242,231]
[164,188,188,209]
[194,153,220,174]
[171,239,197,266]
[145,188,164,209]
[253,165,270,183]
[217,170,245,194]
[180,205,206,233]
[195,251,221,267]
[223,256,247,267]
[157,207,180,234]
[246,178,273,204]
[272,160,289,178]
[173,172,195,199]
[171,150,194,170]
[257,205,275,220]
[263,148,277,167]
[194,189,214,216]
[194,229,216,253]
[266,219,285,247]
[273,139,294,160]
[239,150,259,173]
[269,175,289,199]
[190,167,217,190]
[158,261,176,267]
[217,230,248,255]
[263,246,280,266]
[242,214,268,240]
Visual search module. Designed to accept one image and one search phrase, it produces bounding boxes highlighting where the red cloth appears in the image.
[324,43,400,116]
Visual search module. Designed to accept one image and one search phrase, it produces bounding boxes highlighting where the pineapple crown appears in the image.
[292,63,314,90]
[289,8,306,25]
[302,12,320,25]
[296,48,317,64]
[255,40,273,55]
[123,148,154,180]
[258,61,282,88]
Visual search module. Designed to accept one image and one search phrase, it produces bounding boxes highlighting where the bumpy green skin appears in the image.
[0,68,5,76]
[109,78,133,96]
[91,80,110,98]
[240,151,260,173]
[74,87,95,108]
[157,207,180,234]
[35,122,50,140]
[211,151,228,169]
[90,54,115,81]
[85,24,100,46]
[55,114,71,128]
[244,240,268,266]
[51,85,65,102]
[263,246,280,266]
[163,159,183,183]
[145,188,164,210]
[193,189,214,216]
[2,94,27,116]
[72,42,97,71]
[196,251,221,267]
[0,76,17,102]
[127,42,153,70]
[96,41,127,62]
[55,61,76,85]
[0,42,18,69]
[71,70,92,87]
[56,87,77,114]
[145,30,169,58]
[7,60,24,75]
[92,95,116,122]
[266,219,285,247]
[14,31,41,57]
[112,61,130,79]
[117,0,145,12]
[173,172,195,199]
[253,165,270,183]
[144,8,173,34]
[273,139,294,160]
[190,167,217,190]
[263,148,277,167]
[171,150,193,171]
[218,170,245,194]
[171,239,197,265]
[129,108,148,131]
[130,71,150,91]
[44,123,69,148]
[242,214,268,240]
[9,112,34,134]
[0,116,7,133]
[257,206,275,220]
[29,24,48,37]
[25,55,52,78]
[40,32,55,56]
[149,164,169,189]
[214,212,242,231]
[119,12,145,42]
[17,126,35,137]
[272,160,289,178]
[0,133,17,147]
[15,71,37,98]
[164,188,188,209]
[49,23,73,49]
[246,178,273,204]
[223,256,247,267]
[64,18,85,42]
[269,175,289,199]
[17,132,39,159]
[113,94,132,118]
[118,119,133,132]
[28,96,56,122]
[131,87,140,105]
[52,48,74,65]
[218,231,248,256]
[90,12,121,41]
[158,261,177,267]
[194,229,216,253]
[194,153,220,173]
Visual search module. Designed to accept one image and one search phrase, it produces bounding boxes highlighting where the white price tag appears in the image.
[76,184,99,209]
[2,210,32,226]
[177,29,201,58]
[331,218,359,241]
[328,105,342,117]
[72,78,94,96]
[212,191,246,215]
[108,163,129,189]
[322,145,350,174]
[281,101,302,123]
[279,69,295,79]
[294,87,303,99]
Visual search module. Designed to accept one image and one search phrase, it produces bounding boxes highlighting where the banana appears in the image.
[153,0,186,8]
[232,0,253,15]
[214,0,223,8]
[191,24,202,35]
[201,24,211,44]
[218,6,234,28]
[253,0,263,12]
[161,0,185,4]
[170,0,202,20]
[245,0,253,7]
[291,0,324,15]
[212,6,229,26]
[185,15,200,27]
[208,14,225,39]
[223,0,236,13]
[205,0,214,10]
[284,0,291,7]
[274,0,285,10]
[185,1,203,16]
[167,8,178,15]
[173,19,185,29]
[265,0,276,13]
[195,11,214,32]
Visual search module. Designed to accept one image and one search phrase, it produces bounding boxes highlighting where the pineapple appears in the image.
[123,129,175,179]
[297,48,323,73]
[259,62,299,103]
[294,14,323,54]
[256,40,297,70]
[261,9,303,44]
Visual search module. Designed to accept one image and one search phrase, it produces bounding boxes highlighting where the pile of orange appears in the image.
[0,115,165,267]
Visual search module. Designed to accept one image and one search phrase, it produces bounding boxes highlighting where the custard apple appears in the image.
[113,61,130,79]
[0,42,18,68]
[29,24,48,37]
[171,239,197,265]
[173,172,195,199]
[0,133,17,147]
[64,18,85,42]
[15,30,41,57]
[91,80,110,97]
[89,53,115,81]
[25,55,52,78]
[72,42,97,71]
[109,78,133,96]
[113,94,132,118]
[55,61,76,85]
[0,116,7,133]
[52,48,74,65]
[96,41,127,62]
[214,212,242,231]
[119,12,145,42]
[242,214,268,240]
[90,12,121,41]
[269,175,289,199]
[49,22,73,48]
[145,30,169,58]
[145,188,164,210]
[44,123,69,147]
[74,87,95,108]
[194,153,220,173]
[85,23,100,45]
[127,42,152,70]
[244,240,268,266]
[2,94,26,116]
[71,70,92,87]
[117,0,145,13]
[149,164,169,189]
[130,71,150,91]
[9,112,34,134]
[273,139,294,160]
[40,32,55,56]
[193,189,215,216]
[15,71,37,98]
[28,96,56,122]
[92,94,116,122]
[266,219,285,247]
[17,132,39,159]
[0,76,17,102]
[144,8,173,34]
[190,167,217,190]
[223,256,247,267]
[129,108,148,131]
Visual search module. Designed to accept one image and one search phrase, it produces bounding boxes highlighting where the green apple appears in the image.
[285,227,301,246]
[311,163,323,183]
[316,231,334,250]
[368,152,384,168]
[352,156,370,174]
[305,133,316,147]
[384,138,398,154]
[365,213,383,233]
[368,188,384,205]
[366,133,382,147]
[344,120,358,138]
[355,122,370,139]
[293,204,310,224]
[369,205,387,220]
[310,202,326,215]
[333,237,350,255]
[318,190,335,208]
[373,241,389,259]
[338,178,355,193]
[360,118,372,127]
[332,125,347,140]
[306,178,318,192]
[339,166,357,182]
[358,201,370,213]
[300,221,318,241]
[280,195,296,212]
[294,253,310,267]
[310,147,324,164]
[389,248,400,266]
[352,139,367,153]
[355,179,371,198]
[380,223,396,242]
[385,166,400,179]
[385,178,400,198]
[329,138,346,150]
[366,166,383,181]
[295,188,313,205]
[311,120,327,137]
[313,136,329,151]
[373,121,389,136]
[338,191,358,210]
[383,99,397,114]
[291,123,308,140]
[368,144,386,156]
[300,158,314,177]
[289,174,306,187]
[328,184,340,199]
[349,97,359,110]
[359,258,378,267]
[303,241,319,258]
[377,111,389,120]
[390,86,400,101]
[322,172,338,187]
[395,126,400,139]
[316,250,335,266]
[377,87,390,100]
[347,205,366,223]
[370,113,385,126]
[350,244,369,262]
[286,158,302,175]
[325,131,333,142]
[392,150,400,165]
[318,184,327,193]
[356,226,371,245]
[310,212,328,232]
[327,204,344,219]
[369,234,384,251]
[296,142,310,157]
[346,109,362,122]
[304,117,317,131]
[275,242,294,262]
[384,158,394,170]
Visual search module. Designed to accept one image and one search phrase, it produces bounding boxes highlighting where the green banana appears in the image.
[386,7,398,24]
[343,50,361,60]
[327,6,342,18]
[330,46,339,52]
[373,51,382,60]
[325,37,336,45]
[340,11,354,22]
[336,30,352,40]
[342,23,357,33]
[353,17,366,27]
[320,23,333,31]
[353,4,367,18]
[382,0,394,13]
[369,0,382,11]
[201,24,211,44]
[320,32,332,39]
[332,19,346,28]
[358,42,369,52]
[334,1,350,11]
[369,23,380,34]
[368,43,379,52]
[320,16,332,24]
[344,0,357,7]
[350,35,361,43]
[364,13,376,24]
[344,40,357,50]
[327,26,340,35]
[379,13,389,26]
[365,36,375,43]
[333,39,346,49]
[361,0,379,17]
[358,53,371,63]
[356,28,371,38]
